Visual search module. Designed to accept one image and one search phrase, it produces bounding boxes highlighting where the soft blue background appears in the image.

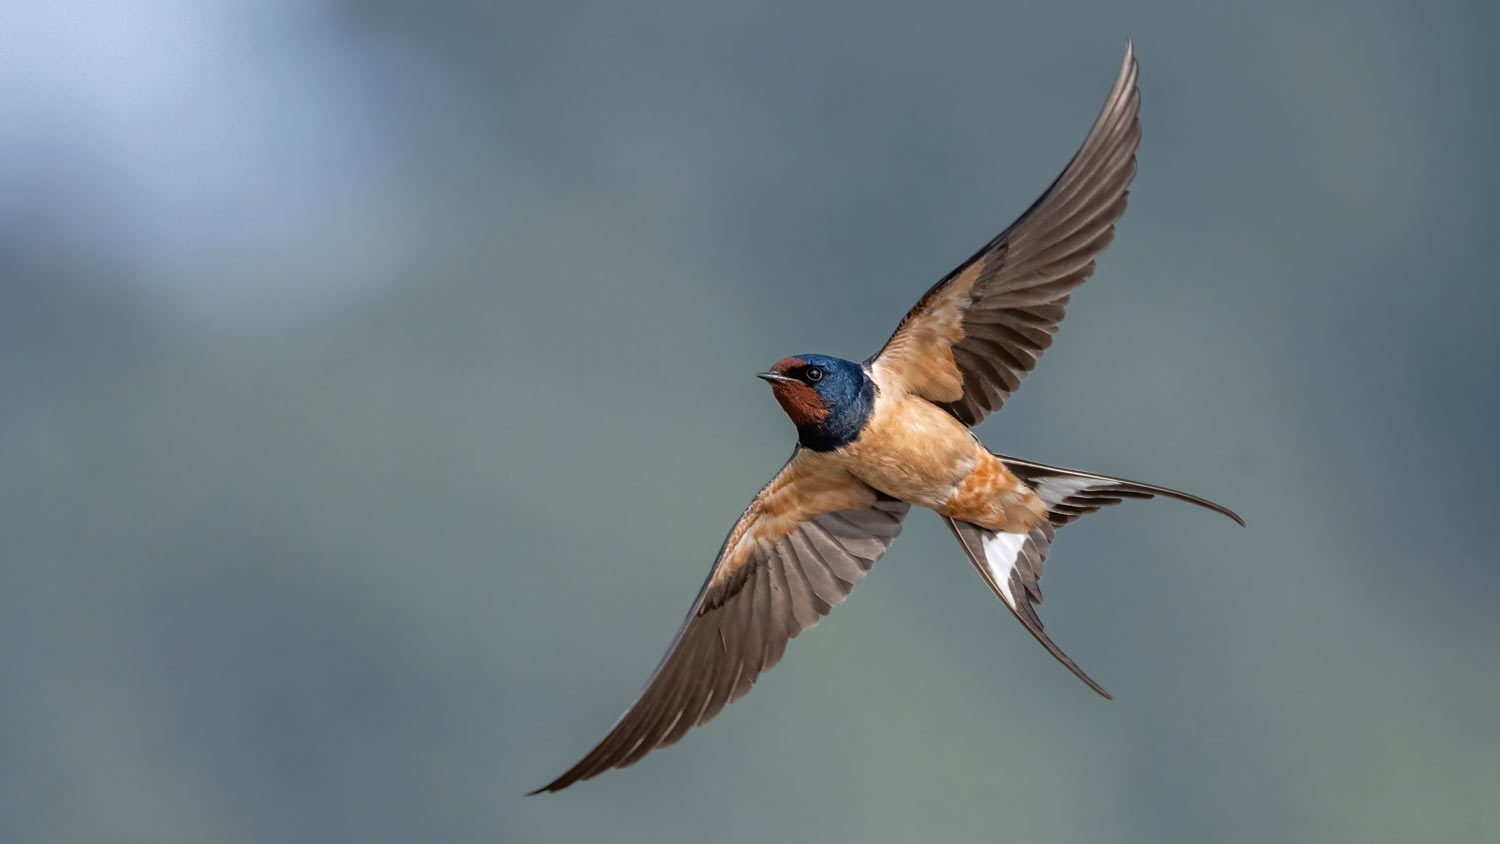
[4,2,1498,842]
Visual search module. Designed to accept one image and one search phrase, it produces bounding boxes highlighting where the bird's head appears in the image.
[756,354,874,452]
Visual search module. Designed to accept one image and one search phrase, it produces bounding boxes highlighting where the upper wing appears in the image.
[531,449,910,793]
[868,43,1142,426]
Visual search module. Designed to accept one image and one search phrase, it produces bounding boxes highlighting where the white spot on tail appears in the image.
[1031,476,1100,507]
[979,531,1029,609]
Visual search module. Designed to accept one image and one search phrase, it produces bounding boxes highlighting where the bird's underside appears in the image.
[533,42,1243,794]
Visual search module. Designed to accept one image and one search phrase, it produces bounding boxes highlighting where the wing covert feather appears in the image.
[532,450,910,793]
[870,43,1143,426]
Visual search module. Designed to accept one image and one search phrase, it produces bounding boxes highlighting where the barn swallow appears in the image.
[533,42,1241,794]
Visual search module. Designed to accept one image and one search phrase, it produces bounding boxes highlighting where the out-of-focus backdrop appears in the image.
[5,2,1498,842]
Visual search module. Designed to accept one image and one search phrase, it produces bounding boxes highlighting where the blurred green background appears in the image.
[5,1,1498,842]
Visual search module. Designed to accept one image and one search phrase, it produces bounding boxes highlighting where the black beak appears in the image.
[756,371,796,384]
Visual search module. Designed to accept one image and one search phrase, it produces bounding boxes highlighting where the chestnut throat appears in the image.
[773,374,875,453]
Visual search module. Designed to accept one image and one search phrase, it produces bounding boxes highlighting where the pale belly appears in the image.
[840,392,1050,530]
[840,393,978,508]
[838,392,1047,531]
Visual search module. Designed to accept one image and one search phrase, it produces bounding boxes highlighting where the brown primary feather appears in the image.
[869,42,1142,428]
[530,450,910,793]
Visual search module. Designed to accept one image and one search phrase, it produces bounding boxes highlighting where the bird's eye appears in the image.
[805,366,824,383]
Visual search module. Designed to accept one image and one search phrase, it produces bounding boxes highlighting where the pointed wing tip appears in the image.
[1117,40,1141,106]
[530,761,597,795]
[529,768,594,795]
[526,777,566,796]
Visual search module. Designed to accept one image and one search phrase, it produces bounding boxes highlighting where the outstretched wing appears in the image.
[869,43,1142,427]
[532,449,910,793]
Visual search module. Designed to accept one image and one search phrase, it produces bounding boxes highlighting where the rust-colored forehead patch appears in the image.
[771,356,807,374]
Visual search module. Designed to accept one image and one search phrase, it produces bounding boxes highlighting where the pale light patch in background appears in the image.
[0,0,410,330]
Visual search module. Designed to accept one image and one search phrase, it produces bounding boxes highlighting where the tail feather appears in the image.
[998,453,1245,527]
[946,455,1242,697]
[945,517,1113,698]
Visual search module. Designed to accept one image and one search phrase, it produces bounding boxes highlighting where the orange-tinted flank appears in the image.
[841,382,1046,533]
[941,452,1048,531]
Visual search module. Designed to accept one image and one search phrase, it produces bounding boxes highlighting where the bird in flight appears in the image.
[533,42,1241,794]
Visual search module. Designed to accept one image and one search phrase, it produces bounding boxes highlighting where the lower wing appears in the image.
[532,448,911,793]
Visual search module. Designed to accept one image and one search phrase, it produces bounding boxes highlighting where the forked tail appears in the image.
[944,454,1242,698]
